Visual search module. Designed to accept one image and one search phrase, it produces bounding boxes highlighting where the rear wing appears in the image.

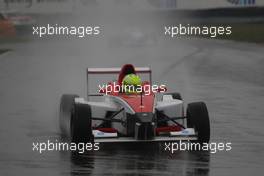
[86,67,152,99]
[87,67,151,74]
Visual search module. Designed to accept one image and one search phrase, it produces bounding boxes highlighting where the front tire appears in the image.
[71,103,93,143]
[187,102,210,144]
[59,94,79,137]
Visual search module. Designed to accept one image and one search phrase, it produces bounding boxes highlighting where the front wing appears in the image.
[92,128,197,143]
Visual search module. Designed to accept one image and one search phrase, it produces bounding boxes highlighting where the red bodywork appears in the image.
[108,64,155,113]
[119,94,154,113]
[89,64,183,134]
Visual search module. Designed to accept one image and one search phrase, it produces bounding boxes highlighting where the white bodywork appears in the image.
[156,94,183,118]
[74,94,196,142]
[75,66,196,142]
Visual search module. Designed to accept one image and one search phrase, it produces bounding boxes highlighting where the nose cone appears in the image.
[134,113,155,140]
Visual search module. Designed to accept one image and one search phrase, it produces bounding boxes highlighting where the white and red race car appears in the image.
[59,64,210,144]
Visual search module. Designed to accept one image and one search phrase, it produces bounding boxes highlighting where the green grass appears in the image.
[199,23,264,43]
[218,23,264,43]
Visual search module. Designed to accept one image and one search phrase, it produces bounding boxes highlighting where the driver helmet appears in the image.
[122,74,142,93]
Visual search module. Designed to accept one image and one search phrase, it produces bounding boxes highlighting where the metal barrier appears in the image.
[1,0,264,13]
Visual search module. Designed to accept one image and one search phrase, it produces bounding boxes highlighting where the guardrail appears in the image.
[1,0,264,13]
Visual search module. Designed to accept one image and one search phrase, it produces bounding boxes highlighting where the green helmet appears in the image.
[122,74,141,86]
[122,74,141,93]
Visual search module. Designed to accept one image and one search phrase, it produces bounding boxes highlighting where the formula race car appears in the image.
[59,64,210,144]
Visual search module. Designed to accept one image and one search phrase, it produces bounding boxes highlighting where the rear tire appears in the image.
[59,94,79,137]
[187,102,210,144]
[71,103,93,143]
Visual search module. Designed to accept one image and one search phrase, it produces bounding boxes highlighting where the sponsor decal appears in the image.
[227,0,256,5]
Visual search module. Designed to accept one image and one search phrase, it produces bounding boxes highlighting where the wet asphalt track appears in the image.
[1,13,264,176]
